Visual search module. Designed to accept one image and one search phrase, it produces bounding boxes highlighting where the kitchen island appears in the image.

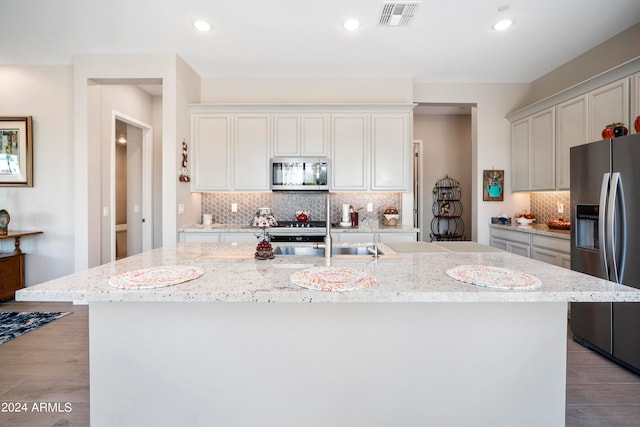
[16,242,640,427]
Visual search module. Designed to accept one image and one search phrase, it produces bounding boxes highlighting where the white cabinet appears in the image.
[490,227,570,268]
[191,114,232,192]
[511,118,530,192]
[489,228,531,258]
[191,104,414,193]
[179,232,219,243]
[531,235,570,268]
[510,107,555,191]
[179,231,260,243]
[219,232,261,243]
[555,95,589,190]
[191,113,269,192]
[589,77,630,142]
[273,114,328,156]
[234,115,270,191]
[331,114,369,191]
[632,72,640,129]
[334,232,417,244]
[371,114,411,191]
[530,108,555,190]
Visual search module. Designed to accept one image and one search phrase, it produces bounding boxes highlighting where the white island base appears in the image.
[90,301,567,426]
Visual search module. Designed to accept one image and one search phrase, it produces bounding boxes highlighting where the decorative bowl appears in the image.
[516,217,535,225]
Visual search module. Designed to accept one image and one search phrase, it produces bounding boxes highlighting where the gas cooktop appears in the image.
[273,221,326,228]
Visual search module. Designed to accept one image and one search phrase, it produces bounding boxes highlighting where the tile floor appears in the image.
[1,300,640,426]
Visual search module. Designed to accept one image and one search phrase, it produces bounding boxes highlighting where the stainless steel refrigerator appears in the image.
[570,132,640,373]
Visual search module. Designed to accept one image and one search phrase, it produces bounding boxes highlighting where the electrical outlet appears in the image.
[557,203,564,214]
[231,203,238,212]
[178,204,184,214]
[103,207,108,217]
[367,203,373,212]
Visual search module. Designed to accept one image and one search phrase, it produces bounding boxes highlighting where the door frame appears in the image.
[110,110,153,261]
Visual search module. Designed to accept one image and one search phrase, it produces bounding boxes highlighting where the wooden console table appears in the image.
[0,231,43,300]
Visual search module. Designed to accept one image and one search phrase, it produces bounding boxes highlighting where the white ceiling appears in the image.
[1,0,639,83]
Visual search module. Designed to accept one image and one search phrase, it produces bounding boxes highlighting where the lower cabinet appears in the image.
[530,235,571,268]
[179,231,261,243]
[489,228,531,258]
[490,227,570,268]
[335,232,417,244]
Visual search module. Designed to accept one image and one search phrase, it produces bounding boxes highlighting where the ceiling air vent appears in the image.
[378,1,421,26]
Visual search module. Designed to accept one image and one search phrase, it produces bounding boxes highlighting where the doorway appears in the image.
[112,113,153,261]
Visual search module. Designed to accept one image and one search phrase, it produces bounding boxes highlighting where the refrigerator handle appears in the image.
[608,172,626,284]
[599,173,610,280]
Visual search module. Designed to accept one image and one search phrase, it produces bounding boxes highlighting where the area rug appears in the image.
[0,311,70,345]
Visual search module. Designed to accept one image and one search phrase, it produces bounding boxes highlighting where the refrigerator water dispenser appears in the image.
[576,204,599,250]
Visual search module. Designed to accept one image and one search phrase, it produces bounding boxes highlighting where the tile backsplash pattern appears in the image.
[201,192,402,225]
[529,191,570,224]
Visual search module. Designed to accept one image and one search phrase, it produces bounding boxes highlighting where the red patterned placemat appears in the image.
[446,265,541,290]
[108,265,205,290]
[290,267,375,292]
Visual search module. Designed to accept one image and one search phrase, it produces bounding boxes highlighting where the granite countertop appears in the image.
[179,224,419,234]
[489,223,570,240]
[16,241,640,304]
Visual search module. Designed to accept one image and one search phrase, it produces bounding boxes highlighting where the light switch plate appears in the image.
[367,203,373,212]
[232,203,238,212]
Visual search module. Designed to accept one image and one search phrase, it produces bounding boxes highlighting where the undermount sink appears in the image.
[273,246,383,256]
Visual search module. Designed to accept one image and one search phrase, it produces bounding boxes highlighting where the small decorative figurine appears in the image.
[179,139,191,182]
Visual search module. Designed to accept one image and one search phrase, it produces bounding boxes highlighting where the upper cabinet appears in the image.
[331,114,369,191]
[556,95,589,190]
[510,107,555,192]
[508,58,640,192]
[371,114,411,191]
[234,114,270,191]
[273,114,329,157]
[191,113,232,192]
[588,77,630,142]
[190,104,414,193]
[632,72,640,131]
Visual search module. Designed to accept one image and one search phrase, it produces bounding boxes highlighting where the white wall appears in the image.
[175,56,202,230]
[201,78,413,103]
[0,65,75,285]
[73,53,200,270]
[413,83,531,244]
[414,114,472,242]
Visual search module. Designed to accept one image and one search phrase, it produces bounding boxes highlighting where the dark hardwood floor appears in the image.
[2,300,640,426]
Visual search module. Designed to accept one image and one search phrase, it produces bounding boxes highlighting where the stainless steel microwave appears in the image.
[270,157,329,191]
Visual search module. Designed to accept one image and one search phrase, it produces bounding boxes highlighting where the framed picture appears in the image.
[483,169,504,201]
[0,117,33,187]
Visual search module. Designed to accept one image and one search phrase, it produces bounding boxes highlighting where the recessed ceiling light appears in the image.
[493,19,513,31]
[343,19,360,31]
[193,20,211,32]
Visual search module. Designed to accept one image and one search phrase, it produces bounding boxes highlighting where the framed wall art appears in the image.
[0,117,33,187]
[483,169,504,201]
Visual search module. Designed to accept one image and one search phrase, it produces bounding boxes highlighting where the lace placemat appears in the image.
[290,267,375,292]
[446,265,541,290]
[108,265,205,290]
